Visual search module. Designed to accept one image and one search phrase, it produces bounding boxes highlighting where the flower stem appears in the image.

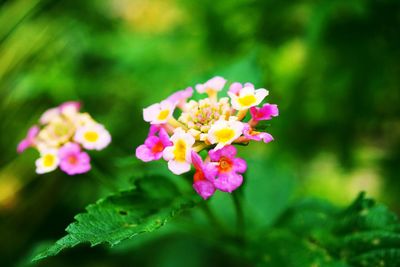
[200,201,227,235]
[232,191,245,240]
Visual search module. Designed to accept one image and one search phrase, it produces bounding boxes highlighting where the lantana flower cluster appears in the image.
[136,77,279,199]
[17,101,111,175]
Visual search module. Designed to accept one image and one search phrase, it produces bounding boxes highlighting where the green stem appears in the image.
[200,201,227,235]
[232,191,245,240]
[182,172,227,235]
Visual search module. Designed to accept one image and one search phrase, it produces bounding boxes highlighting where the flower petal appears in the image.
[214,173,243,193]
[233,158,247,173]
[136,145,157,162]
[168,160,191,175]
[191,151,202,170]
[59,142,81,159]
[193,180,216,200]
[228,82,243,95]
[144,136,160,148]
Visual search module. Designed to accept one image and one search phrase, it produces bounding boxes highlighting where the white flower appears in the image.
[163,128,195,175]
[195,76,227,94]
[35,148,59,174]
[60,102,81,121]
[143,100,175,124]
[39,107,60,125]
[38,117,75,147]
[208,119,244,150]
[228,85,268,110]
[72,112,97,128]
[74,123,111,150]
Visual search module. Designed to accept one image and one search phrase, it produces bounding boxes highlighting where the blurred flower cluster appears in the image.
[17,102,111,175]
[136,77,279,199]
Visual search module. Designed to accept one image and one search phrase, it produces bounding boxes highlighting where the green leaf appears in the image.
[251,193,400,267]
[32,176,199,262]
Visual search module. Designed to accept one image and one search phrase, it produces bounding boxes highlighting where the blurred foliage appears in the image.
[251,192,400,267]
[0,0,399,266]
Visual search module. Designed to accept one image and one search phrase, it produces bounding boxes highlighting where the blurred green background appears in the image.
[1,0,399,266]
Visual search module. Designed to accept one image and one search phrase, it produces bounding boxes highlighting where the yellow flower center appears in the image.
[238,94,256,107]
[43,154,55,167]
[215,128,235,143]
[84,131,99,142]
[54,123,70,136]
[173,139,187,162]
[157,110,170,121]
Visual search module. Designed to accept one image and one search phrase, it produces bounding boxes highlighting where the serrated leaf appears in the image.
[32,176,199,262]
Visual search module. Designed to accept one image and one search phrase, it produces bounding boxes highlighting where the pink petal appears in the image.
[148,125,161,137]
[17,140,30,153]
[159,128,172,147]
[135,145,157,162]
[233,158,247,173]
[191,151,202,170]
[214,173,243,193]
[59,143,81,159]
[249,107,259,119]
[209,145,237,161]
[218,145,237,159]
[167,87,193,104]
[59,101,81,113]
[17,125,40,153]
[27,126,40,139]
[207,76,226,90]
[193,180,216,200]
[250,104,279,121]
[59,151,91,175]
[203,163,218,181]
[229,82,243,95]
[260,132,274,143]
[144,136,160,148]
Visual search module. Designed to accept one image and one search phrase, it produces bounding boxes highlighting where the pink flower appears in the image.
[39,107,60,125]
[207,145,247,193]
[59,101,81,114]
[39,101,82,125]
[59,142,91,175]
[17,126,39,153]
[195,76,227,94]
[250,103,279,122]
[167,87,193,108]
[228,82,254,95]
[148,125,162,137]
[191,151,217,200]
[136,127,172,162]
[243,124,274,143]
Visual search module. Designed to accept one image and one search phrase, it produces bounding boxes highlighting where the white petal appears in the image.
[39,108,60,125]
[206,76,226,91]
[143,103,160,122]
[35,152,59,174]
[214,143,225,150]
[239,86,255,96]
[168,160,191,175]
[228,92,241,110]
[195,84,206,93]
[182,133,195,146]
[163,146,174,161]
[254,89,269,105]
